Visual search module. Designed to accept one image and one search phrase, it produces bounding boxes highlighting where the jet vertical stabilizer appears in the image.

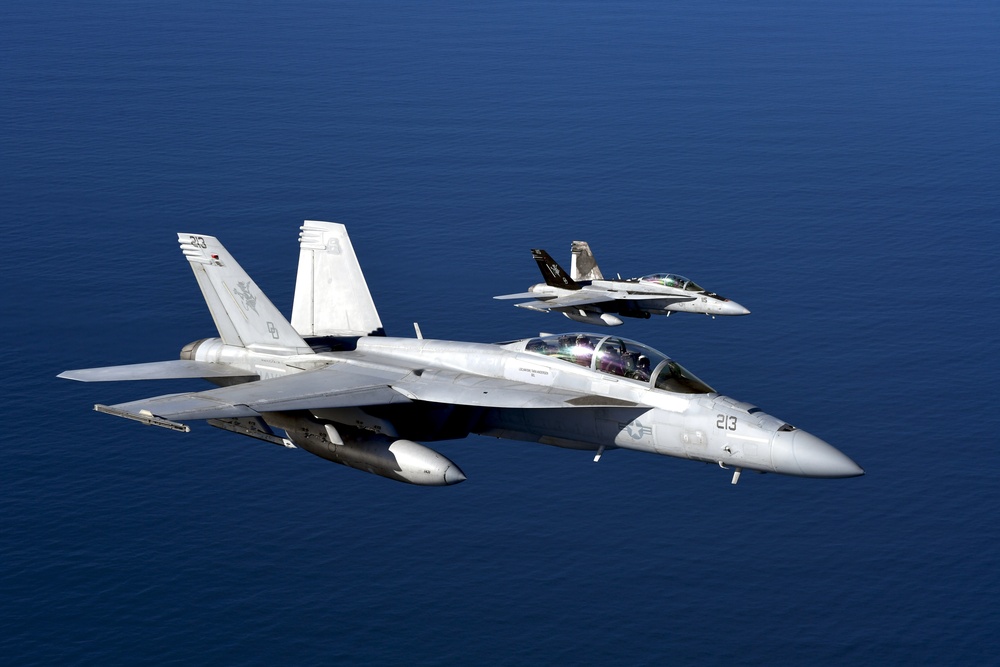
[291,221,385,337]
[178,233,313,355]
[531,249,581,290]
[570,241,604,281]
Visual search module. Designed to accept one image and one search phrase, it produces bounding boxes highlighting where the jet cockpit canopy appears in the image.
[518,333,715,394]
[637,273,704,292]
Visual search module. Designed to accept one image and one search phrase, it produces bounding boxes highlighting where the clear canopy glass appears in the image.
[521,333,715,394]
[636,273,704,292]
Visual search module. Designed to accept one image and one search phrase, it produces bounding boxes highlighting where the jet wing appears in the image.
[517,290,698,312]
[508,290,614,312]
[58,360,258,382]
[95,360,638,429]
[98,363,413,423]
[509,289,684,312]
[493,291,540,300]
[496,288,668,312]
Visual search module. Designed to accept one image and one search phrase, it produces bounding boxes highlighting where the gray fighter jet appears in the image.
[495,241,750,326]
[59,222,861,486]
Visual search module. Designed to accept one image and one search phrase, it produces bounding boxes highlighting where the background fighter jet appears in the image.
[59,222,861,486]
[494,241,750,326]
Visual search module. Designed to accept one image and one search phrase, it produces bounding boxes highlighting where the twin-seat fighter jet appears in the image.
[59,222,862,486]
[495,241,750,326]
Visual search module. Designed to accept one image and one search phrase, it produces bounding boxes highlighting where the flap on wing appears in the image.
[59,360,258,382]
[392,371,638,409]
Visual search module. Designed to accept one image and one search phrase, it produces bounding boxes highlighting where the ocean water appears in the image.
[3,1,998,664]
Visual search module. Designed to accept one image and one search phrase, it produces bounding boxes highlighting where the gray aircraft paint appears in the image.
[60,222,861,486]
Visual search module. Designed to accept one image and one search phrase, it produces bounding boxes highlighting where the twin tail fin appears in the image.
[291,221,384,337]
[178,233,313,355]
[570,241,604,281]
[531,248,581,290]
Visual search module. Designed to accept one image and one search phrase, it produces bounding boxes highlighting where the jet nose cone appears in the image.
[772,429,864,478]
[444,465,467,485]
[722,300,751,316]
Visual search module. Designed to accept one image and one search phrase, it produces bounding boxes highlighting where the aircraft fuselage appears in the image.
[183,332,862,481]
[526,279,751,318]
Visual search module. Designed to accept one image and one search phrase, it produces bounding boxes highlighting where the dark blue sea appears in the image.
[3,1,998,664]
